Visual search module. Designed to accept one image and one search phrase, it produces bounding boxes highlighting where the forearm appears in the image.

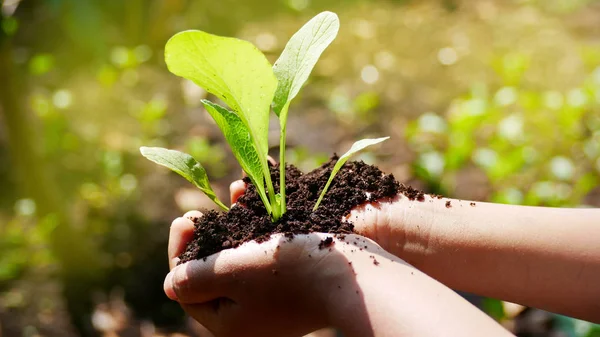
[353,195,600,322]
[327,247,512,337]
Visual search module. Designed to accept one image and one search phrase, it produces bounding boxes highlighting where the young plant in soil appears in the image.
[141,12,412,261]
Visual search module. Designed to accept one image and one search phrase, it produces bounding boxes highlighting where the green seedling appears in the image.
[272,11,340,213]
[140,12,389,221]
[313,137,390,211]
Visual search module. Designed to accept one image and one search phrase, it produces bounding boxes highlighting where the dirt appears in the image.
[318,237,334,249]
[369,255,380,266]
[178,156,425,263]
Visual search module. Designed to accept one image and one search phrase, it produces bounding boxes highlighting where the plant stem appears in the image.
[253,138,280,221]
[279,124,287,216]
[313,172,334,211]
[255,180,273,215]
[213,198,230,211]
[263,160,280,220]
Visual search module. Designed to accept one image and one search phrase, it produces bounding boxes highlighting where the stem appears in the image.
[213,198,230,212]
[279,124,286,215]
[263,158,280,220]
[254,179,273,215]
[277,104,291,217]
[313,172,334,211]
[253,137,280,221]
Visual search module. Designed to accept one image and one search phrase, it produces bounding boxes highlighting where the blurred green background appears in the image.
[1,0,600,336]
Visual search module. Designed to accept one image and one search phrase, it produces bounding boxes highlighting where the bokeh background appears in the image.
[1,0,600,336]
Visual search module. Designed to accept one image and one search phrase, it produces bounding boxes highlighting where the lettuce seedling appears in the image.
[140,12,389,221]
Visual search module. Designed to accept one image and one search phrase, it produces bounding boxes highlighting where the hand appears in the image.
[166,179,384,337]
[166,210,390,337]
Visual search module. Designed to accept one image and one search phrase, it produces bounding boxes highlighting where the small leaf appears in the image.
[140,147,229,211]
[165,30,277,155]
[201,100,271,214]
[313,137,390,211]
[272,11,340,118]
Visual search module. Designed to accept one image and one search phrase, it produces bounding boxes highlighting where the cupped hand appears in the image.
[166,210,385,337]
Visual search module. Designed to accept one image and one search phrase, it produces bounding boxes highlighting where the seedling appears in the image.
[140,12,389,221]
[312,137,389,210]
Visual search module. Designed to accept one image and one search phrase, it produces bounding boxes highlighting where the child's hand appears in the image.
[165,212,386,337]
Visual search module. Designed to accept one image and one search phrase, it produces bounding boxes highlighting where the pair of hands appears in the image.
[166,177,600,335]
[165,181,402,337]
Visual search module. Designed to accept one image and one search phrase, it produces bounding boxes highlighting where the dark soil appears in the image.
[178,156,423,263]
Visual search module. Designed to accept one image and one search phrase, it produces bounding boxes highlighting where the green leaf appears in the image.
[272,11,339,217]
[313,137,389,211]
[272,11,339,118]
[201,100,271,214]
[140,147,229,211]
[165,30,277,155]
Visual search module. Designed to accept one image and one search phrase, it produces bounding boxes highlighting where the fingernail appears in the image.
[164,272,178,301]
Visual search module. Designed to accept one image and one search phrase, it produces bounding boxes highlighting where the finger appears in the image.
[169,216,198,269]
[165,236,284,303]
[165,257,231,304]
[184,210,203,221]
[344,195,402,239]
[229,180,246,205]
[182,299,238,334]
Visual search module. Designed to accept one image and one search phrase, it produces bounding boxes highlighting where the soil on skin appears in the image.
[179,156,424,263]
